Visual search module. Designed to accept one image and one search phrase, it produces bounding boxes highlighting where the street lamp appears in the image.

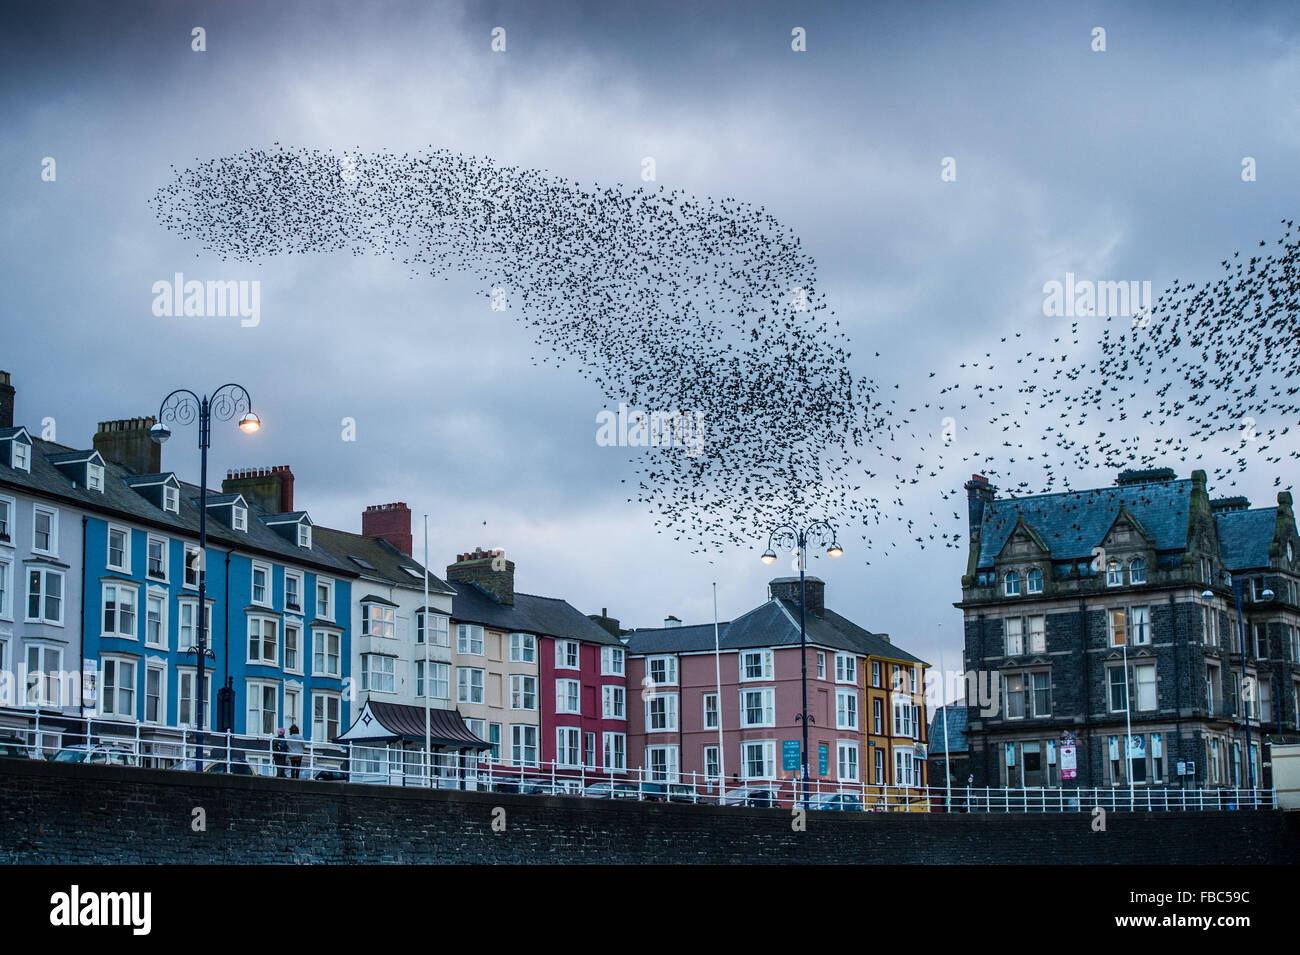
[761,519,842,808]
[152,383,258,766]
[1200,571,1271,792]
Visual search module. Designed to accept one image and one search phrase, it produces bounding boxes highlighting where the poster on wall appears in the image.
[1061,744,1077,780]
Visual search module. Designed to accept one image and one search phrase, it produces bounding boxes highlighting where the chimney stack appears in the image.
[965,474,995,535]
[663,614,682,629]
[0,371,13,430]
[589,607,622,637]
[446,546,515,605]
[94,417,161,475]
[362,502,413,556]
[223,466,295,515]
[767,576,825,618]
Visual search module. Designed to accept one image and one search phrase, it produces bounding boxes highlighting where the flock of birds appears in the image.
[150,146,1299,561]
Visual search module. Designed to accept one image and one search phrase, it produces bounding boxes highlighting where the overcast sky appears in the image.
[3,0,1299,702]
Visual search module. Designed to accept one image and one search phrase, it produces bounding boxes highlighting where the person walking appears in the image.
[288,724,305,779]
[273,727,289,778]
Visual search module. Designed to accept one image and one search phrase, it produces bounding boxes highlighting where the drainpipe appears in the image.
[223,551,231,686]
[1170,593,1182,787]
[79,516,88,730]
[1079,597,1091,787]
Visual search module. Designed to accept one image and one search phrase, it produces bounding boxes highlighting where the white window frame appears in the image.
[144,590,167,649]
[314,577,335,620]
[510,673,537,710]
[740,649,774,682]
[703,692,719,729]
[162,484,180,514]
[646,744,680,783]
[24,642,63,707]
[143,660,166,725]
[509,631,535,661]
[145,535,168,582]
[312,628,341,678]
[603,732,627,771]
[176,667,212,730]
[106,525,131,573]
[100,655,138,720]
[457,666,485,704]
[836,689,859,730]
[1003,571,1020,596]
[1028,614,1046,653]
[1130,558,1147,585]
[646,691,679,732]
[246,679,279,737]
[0,555,10,622]
[182,543,201,590]
[296,523,312,549]
[602,684,626,719]
[232,504,248,532]
[1026,567,1044,594]
[837,740,860,782]
[26,567,64,625]
[740,740,775,780]
[834,653,857,684]
[417,660,450,700]
[360,653,396,693]
[456,623,484,656]
[511,724,539,766]
[32,505,58,556]
[102,581,138,639]
[12,440,30,472]
[556,727,582,768]
[283,569,303,612]
[601,645,625,676]
[816,651,826,680]
[1005,617,1024,656]
[739,686,775,728]
[555,639,580,670]
[311,690,341,743]
[556,677,581,714]
[647,655,677,686]
[247,614,280,666]
[250,561,272,607]
[362,602,396,639]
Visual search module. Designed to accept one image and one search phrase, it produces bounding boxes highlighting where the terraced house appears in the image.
[442,548,628,782]
[0,373,356,765]
[959,468,1300,792]
[625,576,929,801]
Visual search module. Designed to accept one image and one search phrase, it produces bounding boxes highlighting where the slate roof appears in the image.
[1215,507,1277,571]
[448,581,623,646]
[625,598,927,665]
[311,524,455,597]
[0,433,355,576]
[927,705,969,755]
[976,478,1193,568]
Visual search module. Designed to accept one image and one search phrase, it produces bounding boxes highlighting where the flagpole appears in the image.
[424,513,431,786]
[713,582,725,797]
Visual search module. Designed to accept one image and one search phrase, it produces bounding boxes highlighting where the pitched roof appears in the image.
[625,598,927,664]
[311,524,455,597]
[926,705,969,755]
[976,478,1193,568]
[448,581,622,646]
[335,700,489,748]
[1215,507,1277,571]
[0,433,354,575]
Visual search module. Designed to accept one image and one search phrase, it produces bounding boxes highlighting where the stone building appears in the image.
[958,468,1300,791]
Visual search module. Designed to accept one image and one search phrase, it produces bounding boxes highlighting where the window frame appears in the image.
[32,504,58,556]
[100,654,138,720]
[106,525,131,573]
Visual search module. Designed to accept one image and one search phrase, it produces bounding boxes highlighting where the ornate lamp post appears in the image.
[1201,571,1271,791]
[151,384,260,765]
[761,520,842,808]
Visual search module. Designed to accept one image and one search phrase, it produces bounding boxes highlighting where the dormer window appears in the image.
[1004,571,1021,596]
[232,505,247,532]
[1106,560,1123,587]
[1027,567,1043,594]
[11,442,29,472]
[87,463,104,492]
[297,523,312,548]
[1129,558,1147,585]
[163,485,179,513]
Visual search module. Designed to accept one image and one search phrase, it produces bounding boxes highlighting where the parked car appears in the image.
[807,791,865,812]
[0,735,33,759]
[666,784,700,803]
[584,781,640,800]
[313,769,349,782]
[50,743,136,766]
[203,750,254,775]
[491,780,548,795]
[722,786,780,808]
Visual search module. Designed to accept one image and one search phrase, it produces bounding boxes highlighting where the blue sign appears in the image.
[782,740,801,771]
[818,744,829,776]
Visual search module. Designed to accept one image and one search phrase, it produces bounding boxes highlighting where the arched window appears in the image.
[1027,568,1044,594]
[1106,559,1123,587]
[1129,558,1147,585]
[1004,571,1021,596]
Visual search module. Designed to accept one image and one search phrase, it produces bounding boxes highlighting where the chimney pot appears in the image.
[362,502,413,556]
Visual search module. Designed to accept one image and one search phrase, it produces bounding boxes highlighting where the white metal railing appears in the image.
[0,714,1278,812]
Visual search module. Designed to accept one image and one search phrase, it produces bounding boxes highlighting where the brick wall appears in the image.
[1,760,1296,864]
